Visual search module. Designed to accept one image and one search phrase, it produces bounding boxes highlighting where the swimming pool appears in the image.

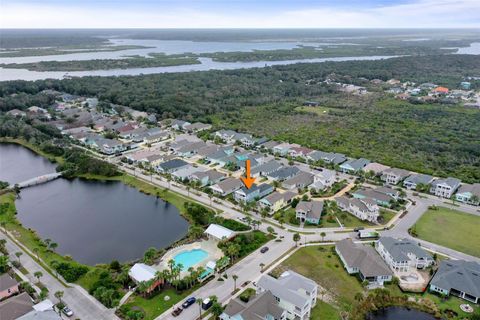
[173,249,209,270]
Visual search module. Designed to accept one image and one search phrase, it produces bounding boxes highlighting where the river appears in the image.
[0,143,189,265]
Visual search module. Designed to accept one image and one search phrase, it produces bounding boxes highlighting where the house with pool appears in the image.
[157,224,235,281]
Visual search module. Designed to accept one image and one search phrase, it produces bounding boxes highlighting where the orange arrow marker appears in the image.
[240,159,256,189]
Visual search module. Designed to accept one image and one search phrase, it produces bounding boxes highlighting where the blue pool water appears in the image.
[173,249,209,270]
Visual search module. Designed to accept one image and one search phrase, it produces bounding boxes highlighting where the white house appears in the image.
[336,196,379,223]
[430,177,461,198]
[204,224,235,241]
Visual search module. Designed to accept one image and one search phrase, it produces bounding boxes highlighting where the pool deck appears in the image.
[156,240,223,277]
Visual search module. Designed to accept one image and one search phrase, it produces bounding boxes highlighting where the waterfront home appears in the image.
[381,168,411,185]
[455,183,480,205]
[129,263,163,293]
[403,173,435,190]
[336,196,379,223]
[171,165,204,181]
[336,239,393,286]
[282,171,314,190]
[258,191,296,213]
[362,162,391,176]
[250,160,282,178]
[234,183,274,203]
[429,260,480,304]
[351,188,395,207]
[375,237,434,273]
[430,177,461,198]
[295,200,324,224]
[171,119,191,131]
[0,274,19,300]
[85,136,126,155]
[189,170,226,187]
[309,169,336,192]
[210,178,243,196]
[156,159,190,174]
[220,290,287,320]
[0,292,34,320]
[184,122,212,133]
[205,224,235,241]
[144,154,164,167]
[257,270,318,320]
[267,166,300,181]
[339,158,370,173]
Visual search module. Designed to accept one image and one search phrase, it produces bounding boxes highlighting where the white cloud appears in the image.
[1,0,479,28]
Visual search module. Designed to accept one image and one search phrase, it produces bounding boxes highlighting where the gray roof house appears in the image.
[189,170,226,187]
[210,178,244,196]
[258,191,296,213]
[0,292,34,320]
[375,237,434,272]
[403,173,435,190]
[381,168,411,185]
[295,201,324,225]
[171,119,191,131]
[257,270,318,320]
[430,177,461,198]
[455,183,480,206]
[250,160,282,178]
[220,290,286,320]
[336,239,393,285]
[234,183,274,203]
[340,158,370,173]
[156,159,190,174]
[267,166,300,181]
[282,171,314,190]
[429,260,480,303]
[184,122,212,132]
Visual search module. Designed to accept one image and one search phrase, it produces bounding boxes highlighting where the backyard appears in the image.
[412,206,480,257]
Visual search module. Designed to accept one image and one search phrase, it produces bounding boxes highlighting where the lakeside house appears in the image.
[209,178,243,196]
[336,239,393,286]
[430,177,461,198]
[403,173,435,190]
[455,183,480,206]
[234,183,274,203]
[156,159,190,174]
[220,290,287,320]
[129,263,163,294]
[429,260,480,304]
[205,224,235,241]
[375,237,434,273]
[258,191,296,213]
[336,196,379,223]
[257,270,318,320]
[295,200,324,225]
[189,170,226,187]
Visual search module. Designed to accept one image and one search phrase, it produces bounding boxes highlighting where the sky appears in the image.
[1,0,479,29]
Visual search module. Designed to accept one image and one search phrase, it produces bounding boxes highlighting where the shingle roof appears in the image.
[223,291,284,320]
[296,201,324,220]
[0,292,34,320]
[430,260,480,298]
[158,159,189,171]
[0,274,18,291]
[250,160,282,176]
[432,177,461,189]
[379,237,432,262]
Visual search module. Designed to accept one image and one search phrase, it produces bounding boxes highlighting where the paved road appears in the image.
[1,231,117,320]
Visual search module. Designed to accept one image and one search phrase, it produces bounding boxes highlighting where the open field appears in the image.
[413,206,480,257]
[294,105,332,115]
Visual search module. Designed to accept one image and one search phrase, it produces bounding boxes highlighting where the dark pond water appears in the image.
[1,144,189,265]
[367,307,437,320]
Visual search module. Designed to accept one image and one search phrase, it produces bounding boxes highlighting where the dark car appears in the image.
[202,298,213,310]
[354,227,365,232]
[260,246,269,253]
[171,307,183,317]
[182,297,196,309]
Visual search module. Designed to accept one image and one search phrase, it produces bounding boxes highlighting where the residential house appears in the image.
[339,158,370,173]
[258,140,280,152]
[205,224,235,241]
[210,178,244,196]
[175,141,208,158]
[171,119,191,131]
[129,263,163,294]
[351,188,395,207]
[234,183,274,203]
[184,122,212,133]
[309,169,336,192]
[0,292,34,320]
[336,196,379,223]
[295,201,324,224]
[258,191,296,213]
[250,160,282,178]
[143,132,169,144]
[215,130,238,143]
[381,168,411,185]
[375,237,434,273]
[336,239,393,285]
[267,166,300,181]
[257,270,318,320]
[282,172,314,190]
[220,290,287,320]
[156,159,190,174]
[85,136,126,155]
[403,174,435,190]
[375,186,402,200]
[455,183,480,205]
[197,145,221,158]
[171,165,203,181]
[362,162,391,176]
[429,260,480,304]
[272,143,297,156]
[430,177,461,198]
[0,274,19,300]
[288,147,313,159]
[189,170,226,187]
[322,152,347,165]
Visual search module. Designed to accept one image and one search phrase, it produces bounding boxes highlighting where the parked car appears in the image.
[241,280,250,287]
[260,246,269,253]
[202,298,213,310]
[171,307,183,317]
[354,227,364,232]
[62,307,74,317]
[182,297,196,309]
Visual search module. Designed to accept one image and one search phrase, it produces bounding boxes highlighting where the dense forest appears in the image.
[0,54,479,182]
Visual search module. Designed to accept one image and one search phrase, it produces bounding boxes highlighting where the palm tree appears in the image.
[54,290,64,304]
[232,274,238,291]
[188,267,195,288]
[293,233,300,247]
[34,271,43,283]
[44,238,51,247]
[320,232,326,242]
[50,260,59,278]
[197,299,203,319]
[49,242,58,252]
[15,251,23,264]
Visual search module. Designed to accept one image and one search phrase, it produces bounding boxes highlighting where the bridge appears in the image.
[13,172,63,189]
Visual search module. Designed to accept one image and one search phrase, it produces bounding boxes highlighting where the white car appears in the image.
[62,307,74,317]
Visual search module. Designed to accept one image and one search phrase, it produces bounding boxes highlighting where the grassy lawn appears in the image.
[275,245,363,312]
[311,301,341,320]
[413,206,480,257]
[123,288,194,320]
[273,208,300,226]
[294,106,332,115]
